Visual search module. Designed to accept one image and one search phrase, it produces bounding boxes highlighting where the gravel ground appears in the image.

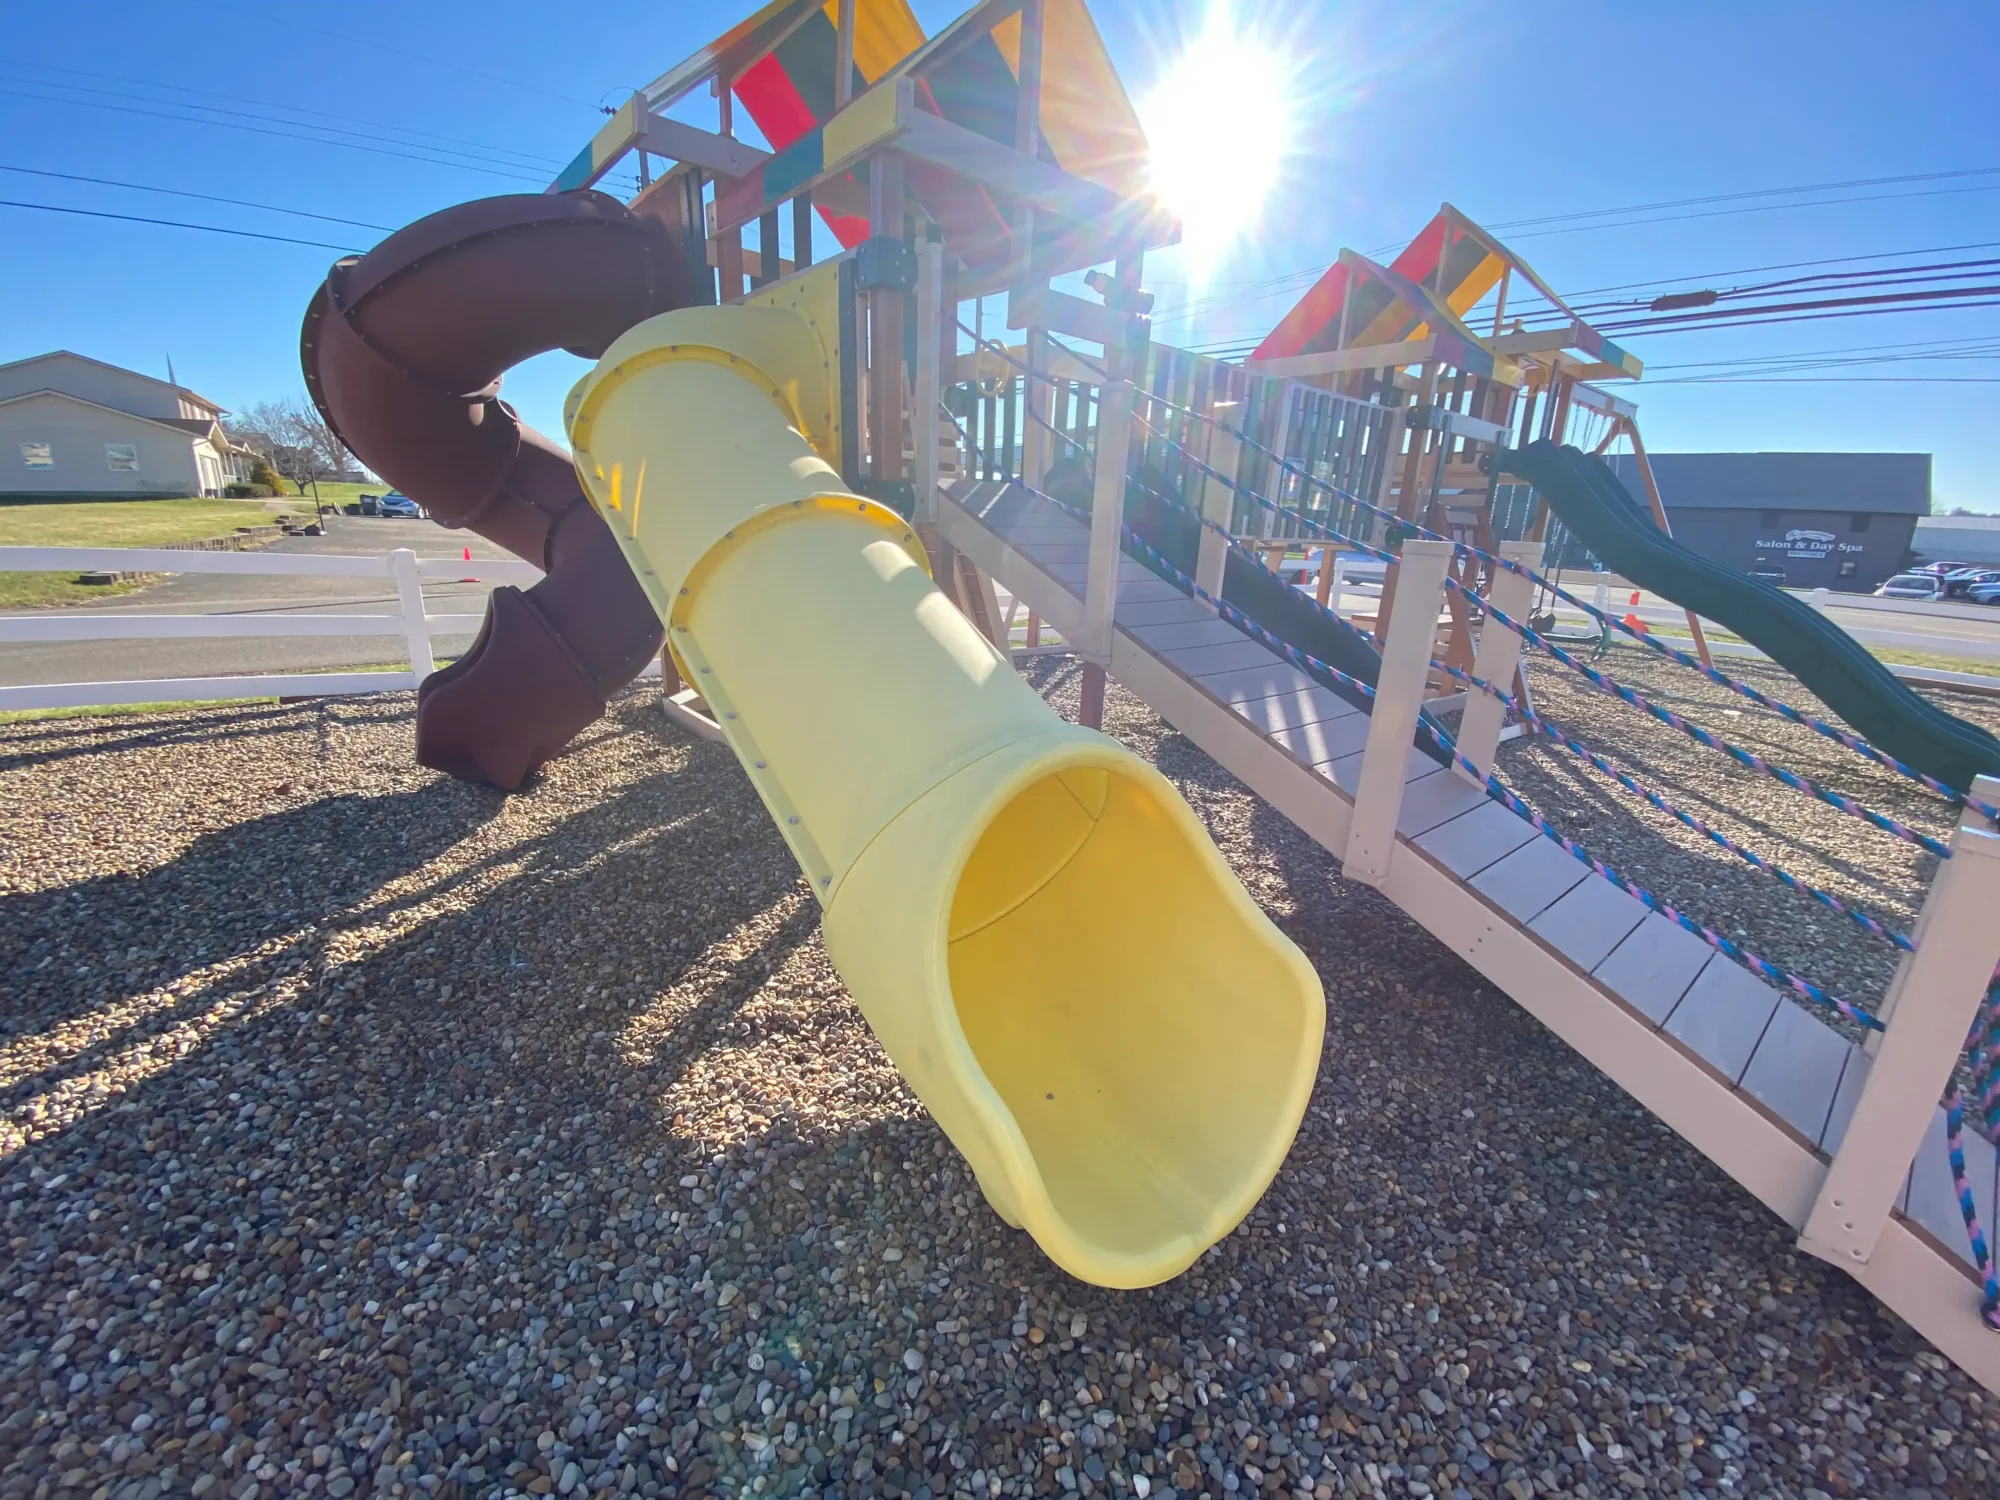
[1493,646,2000,1029]
[2,667,1997,1500]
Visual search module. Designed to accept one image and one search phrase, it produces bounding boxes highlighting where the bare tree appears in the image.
[230,396,357,507]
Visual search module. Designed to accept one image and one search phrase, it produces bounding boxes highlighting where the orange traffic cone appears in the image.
[1621,588,1648,633]
[459,545,477,584]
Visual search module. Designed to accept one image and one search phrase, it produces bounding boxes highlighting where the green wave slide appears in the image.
[1502,439,2000,796]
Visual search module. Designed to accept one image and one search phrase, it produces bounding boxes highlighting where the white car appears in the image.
[379,492,422,519]
[1873,572,1945,601]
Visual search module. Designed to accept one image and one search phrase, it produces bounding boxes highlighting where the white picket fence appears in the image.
[0,545,551,712]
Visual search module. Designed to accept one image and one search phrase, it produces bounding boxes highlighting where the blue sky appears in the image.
[3,1,1995,508]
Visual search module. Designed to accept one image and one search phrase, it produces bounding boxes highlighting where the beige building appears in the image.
[1912,514,2000,567]
[0,351,253,499]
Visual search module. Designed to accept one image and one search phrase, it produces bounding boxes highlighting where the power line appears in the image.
[1602,298,2000,338]
[1511,256,2000,326]
[0,165,394,232]
[0,87,551,186]
[0,77,561,183]
[1592,282,2000,335]
[1481,166,2000,232]
[13,62,575,175]
[207,0,602,111]
[1153,173,2000,330]
[0,198,360,251]
[1645,334,2000,372]
[1537,240,2000,303]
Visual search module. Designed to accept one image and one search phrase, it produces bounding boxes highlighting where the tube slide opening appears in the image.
[947,763,1319,1268]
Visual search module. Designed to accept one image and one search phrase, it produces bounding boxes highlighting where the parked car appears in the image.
[1744,560,1787,585]
[1968,581,2000,606]
[1942,567,2000,598]
[379,492,422,518]
[1874,572,1947,601]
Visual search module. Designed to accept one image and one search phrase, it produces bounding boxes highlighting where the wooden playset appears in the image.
[309,0,2000,1393]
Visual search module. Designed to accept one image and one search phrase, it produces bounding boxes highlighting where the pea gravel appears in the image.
[2,664,1996,1500]
[1495,646,2000,1034]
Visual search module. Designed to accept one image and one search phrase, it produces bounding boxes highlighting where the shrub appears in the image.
[223,483,276,498]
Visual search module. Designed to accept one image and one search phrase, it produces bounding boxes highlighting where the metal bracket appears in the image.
[853,477,917,520]
[855,236,916,293]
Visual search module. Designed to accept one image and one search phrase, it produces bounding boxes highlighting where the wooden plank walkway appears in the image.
[939,478,2000,1391]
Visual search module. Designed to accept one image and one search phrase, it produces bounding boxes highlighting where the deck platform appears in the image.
[940,477,2000,1391]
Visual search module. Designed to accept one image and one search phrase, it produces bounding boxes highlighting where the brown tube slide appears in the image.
[301,191,696,790]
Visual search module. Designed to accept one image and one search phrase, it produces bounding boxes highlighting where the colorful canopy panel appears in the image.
[723,0,1152,272]
[1252,204,1640,379]
[730,0,928,248]
[1256,248,1498,377]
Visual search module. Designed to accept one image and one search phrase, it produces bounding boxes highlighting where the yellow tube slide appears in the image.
[565,304,1324,1287]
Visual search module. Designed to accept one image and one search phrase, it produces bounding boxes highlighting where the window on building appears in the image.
[105,444,139,472]
[21,442,52,469]
[1849,513,1871,533]
[1760,509,1781,527]
[1838,560,1858,578]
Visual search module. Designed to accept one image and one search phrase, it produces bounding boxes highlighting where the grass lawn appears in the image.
[288,480,383,511]
[0,496,319,608]
[1624,628,1998,679]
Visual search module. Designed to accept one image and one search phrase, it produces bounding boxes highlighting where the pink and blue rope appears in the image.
[1111,400,1960,862]
[1062,407,1925,967]
[1124,367,2000,826]
[981,330,1998,826]
[951,387,1999,1310]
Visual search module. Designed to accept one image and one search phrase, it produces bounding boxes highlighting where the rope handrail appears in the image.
[1013,398,1925,958]
[1001,378,2000,1039]
[1946,1089,2000,1324]
[959,323,2000,827]
[1102,399,1960,861]
[994,456,1889,1034]
[941,395,1997,1324]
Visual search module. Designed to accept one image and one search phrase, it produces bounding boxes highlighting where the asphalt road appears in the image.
[7,520,2000,692]
[1313,561,2000,665]
[1534,578,2000,664]
[0,514,520,688]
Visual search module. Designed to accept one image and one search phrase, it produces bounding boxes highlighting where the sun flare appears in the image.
[1137,3,1295,278]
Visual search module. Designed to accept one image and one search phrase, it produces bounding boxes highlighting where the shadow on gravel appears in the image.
[0,782,504,1095]
[0,700,311,774]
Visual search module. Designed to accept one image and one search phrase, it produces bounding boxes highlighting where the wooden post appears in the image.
[1341,538,1453,885]
[1316,551,1345,613]
[1012,0,1045,285]
[1799,776,2000,1271]
[1453,539,1540,785]
[1267,379,1295,509]
[1623,418,1713,668]
[1021,328,1055,493]
[868,153,906,483]
[834,0,856,109]
[912,241,944,521]
[1543,372,1574,442]
[754,207,782,289]
[1194,402,1242,603]
[715,74,744,302]
[792,189,814,271]
[1078,378,1134,729]
[1376,369,1439,643]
